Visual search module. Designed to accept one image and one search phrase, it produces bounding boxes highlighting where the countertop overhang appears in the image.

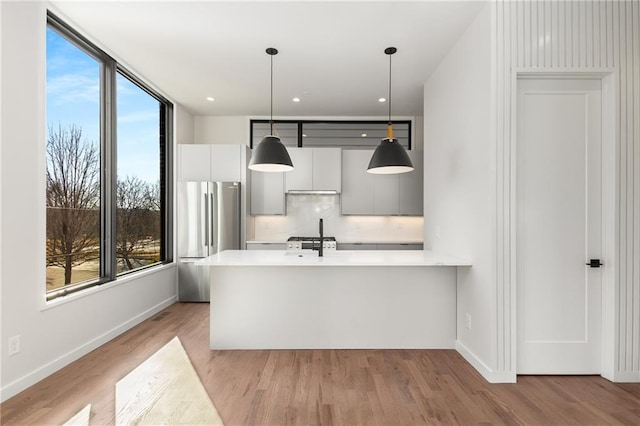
[196,250,470,267]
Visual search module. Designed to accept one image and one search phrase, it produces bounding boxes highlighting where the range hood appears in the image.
[287,190,339,195]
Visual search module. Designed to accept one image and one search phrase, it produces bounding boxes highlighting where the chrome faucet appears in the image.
[319,218,324,257]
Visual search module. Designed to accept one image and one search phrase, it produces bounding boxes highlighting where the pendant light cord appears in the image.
[386,48,394,141]
[270,52,274,135]
[388,52,392,125]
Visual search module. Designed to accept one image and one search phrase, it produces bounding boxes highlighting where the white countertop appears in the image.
[196,250,470,267]
[245,240,424,244]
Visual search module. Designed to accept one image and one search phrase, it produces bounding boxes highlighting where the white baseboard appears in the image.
[611,370,640,383]
[1,296,176,402]
[455,340,516,383]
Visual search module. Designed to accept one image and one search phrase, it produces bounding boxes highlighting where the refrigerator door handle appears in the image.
[203,193,209,246]
[210,192,216,250]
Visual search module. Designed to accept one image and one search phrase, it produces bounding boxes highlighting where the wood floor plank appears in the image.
[1,302,639,425]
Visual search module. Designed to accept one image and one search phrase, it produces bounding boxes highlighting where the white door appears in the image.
[516,78,602,374]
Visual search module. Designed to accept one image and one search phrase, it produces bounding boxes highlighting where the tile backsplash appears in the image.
[252,194,423,242]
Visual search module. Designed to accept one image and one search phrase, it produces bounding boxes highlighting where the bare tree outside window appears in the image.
[115,71,163,275]
[46,124,100,287]
[116,176,161,272]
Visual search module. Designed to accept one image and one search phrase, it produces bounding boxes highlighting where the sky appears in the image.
[46,26,160,184]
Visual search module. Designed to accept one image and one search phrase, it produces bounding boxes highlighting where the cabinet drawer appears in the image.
[377,243,424,250]
[338,243,377,250]
[246,243,285,250]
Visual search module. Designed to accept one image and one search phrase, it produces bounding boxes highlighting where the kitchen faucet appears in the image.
[319,218,324,257]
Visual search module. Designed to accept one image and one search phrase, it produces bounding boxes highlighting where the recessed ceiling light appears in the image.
[361,133,368,137]
[292,97,301,103]
[206,96,215,102]
[378,97,386,103]
[302,134,307,137]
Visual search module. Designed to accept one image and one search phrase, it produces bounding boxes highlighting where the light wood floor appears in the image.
[2,302,639,425]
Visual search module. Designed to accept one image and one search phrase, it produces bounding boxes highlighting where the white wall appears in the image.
[423,4,497,379]
[175,105,195,144]
[0,2,176,402]
[194,116,249,145]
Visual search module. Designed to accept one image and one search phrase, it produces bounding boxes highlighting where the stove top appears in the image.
[286,236,337,251]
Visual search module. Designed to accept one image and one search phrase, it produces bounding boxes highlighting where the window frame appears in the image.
[249,119,413,150]
[46,12,173,301]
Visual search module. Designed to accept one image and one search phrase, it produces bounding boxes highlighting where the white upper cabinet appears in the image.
[284,148,341,192]
[178,145,211,181]
[210,145,243,182]
[341,149,423,216]
[178,144,244,182]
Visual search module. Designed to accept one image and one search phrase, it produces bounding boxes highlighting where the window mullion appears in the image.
[102,59,118,281]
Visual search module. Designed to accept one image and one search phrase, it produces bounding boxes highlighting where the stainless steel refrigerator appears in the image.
[178,181,240,302]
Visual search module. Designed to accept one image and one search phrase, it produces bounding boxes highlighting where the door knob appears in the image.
[586,259,603,268]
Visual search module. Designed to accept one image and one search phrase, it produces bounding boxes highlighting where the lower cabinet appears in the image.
[246,243,286,250]
[338,243,423,250]
[376,243,424,250]
[338,243,378,250]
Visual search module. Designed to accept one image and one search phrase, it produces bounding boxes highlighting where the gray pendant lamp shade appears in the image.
[249,135,293,172]
[367,47,414,174]
[368,136,414,174]
[248,48,294,172]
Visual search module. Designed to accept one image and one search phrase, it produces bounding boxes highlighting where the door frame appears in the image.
[509,69,618,380]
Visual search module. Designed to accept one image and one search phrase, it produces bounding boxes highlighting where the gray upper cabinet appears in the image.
[341,149,423,216]
[341,150,375,215]
[398,151,423,215]
[250,171,285,215]
[374,174,400,215]
[284,149,313,191]
[285,148,341,192]
[312,148,341,191]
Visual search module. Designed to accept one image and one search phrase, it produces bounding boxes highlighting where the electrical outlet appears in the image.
[8,335,21,356]
[436,226,441,239]
[465,313,472,330]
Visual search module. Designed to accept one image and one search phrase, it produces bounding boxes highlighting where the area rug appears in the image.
[115,337,223,425]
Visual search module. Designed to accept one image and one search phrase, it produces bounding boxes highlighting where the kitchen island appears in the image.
[197,250,470,350]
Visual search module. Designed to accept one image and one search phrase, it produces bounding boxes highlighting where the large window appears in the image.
[46,13,172,300]
[116,71,166,275]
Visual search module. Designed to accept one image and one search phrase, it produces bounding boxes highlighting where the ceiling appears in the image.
[51,1,485,117]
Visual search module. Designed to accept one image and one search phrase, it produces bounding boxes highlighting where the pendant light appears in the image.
[248,48,294,172]
[367,47,414,174]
